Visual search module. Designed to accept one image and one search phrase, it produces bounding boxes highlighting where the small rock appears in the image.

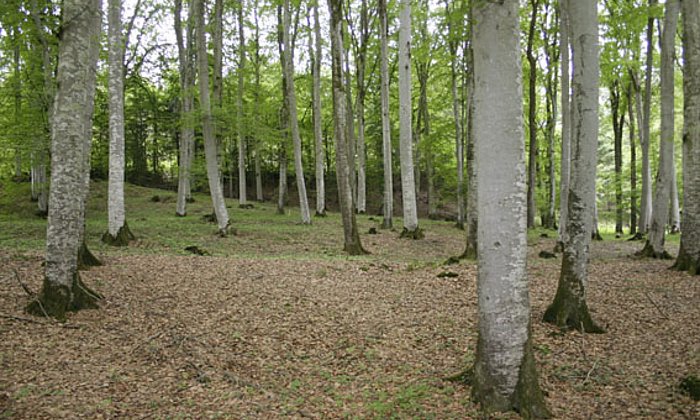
[538,250,557,259]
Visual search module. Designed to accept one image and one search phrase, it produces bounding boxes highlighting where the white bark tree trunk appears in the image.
[175,0,195,217]
[354,0,369,215]
[557,0,571,249]
[379,0,393,229]
[28,0,103,319]
[238,0,248,207]
[675,0,700,273]
[283,0,311,224]
[543,0,603,333]
[327,0,366,255]
[642,0,679,258]
[104,0,130,245]
[253,0,263,202]
[471,1,548,416]
[195,0,230,235]
[640,0,657,235]
[398,0,421,238]
[311,0,325,216]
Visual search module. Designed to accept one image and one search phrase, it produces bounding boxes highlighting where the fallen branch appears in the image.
[13,269,34,296]
[582,359,599,385]
[0,313,45,324]
[645,291,670,320]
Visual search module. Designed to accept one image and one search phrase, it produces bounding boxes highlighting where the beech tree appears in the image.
[557,0,571,250]
[195,0,230,235]
[103,0,134,246]
[470,1,548,417]
[379,0,393,229]
[282,0,311,225]
[27,0,103,319]
[174,0,195,217]
[674,0,700,274]
[398,0,422,239]
[237,0,248,207]
[310,0,325,216]
[639,0,679,259]
[327,0,366,255]
[543,0,604,333]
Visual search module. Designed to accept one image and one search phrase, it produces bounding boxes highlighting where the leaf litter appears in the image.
[0,233,698,419]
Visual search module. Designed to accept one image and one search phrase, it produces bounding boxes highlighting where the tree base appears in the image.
[77,241,102,269]
[400,227,424,240]
[592,231,603,241]
[455,221,465,230]
[344,242,369,256]
[672,252,699,275]
[276,207,285,215]
[470,335,550,419]
[543,290,605,333]
[186,197,195,203]
[635,241,673,259]
[627,232,645,241]
[176,211,187,217]
[239,203,255,209]
[315,210,327,217]
[381,219,392,229]
[101,222,135,247]
[459,245,477,261]
[26,274,101,321]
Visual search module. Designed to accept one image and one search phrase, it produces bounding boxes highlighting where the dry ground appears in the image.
[1,236,698,419]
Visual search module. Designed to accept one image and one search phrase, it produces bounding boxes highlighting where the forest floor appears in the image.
[0,180,699,419]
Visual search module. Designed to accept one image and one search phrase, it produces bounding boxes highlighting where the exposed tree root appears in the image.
[543,290,605,334]
[26,274,101,321]
[77,241,102,269]
[101,221,135,247]
[635,241,673,260]
[400,227,424,240]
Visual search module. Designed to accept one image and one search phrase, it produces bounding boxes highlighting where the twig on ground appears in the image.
[13,269,34,296]
[582,359,599,385]
[645,291,670,320]
[0,313,45,324]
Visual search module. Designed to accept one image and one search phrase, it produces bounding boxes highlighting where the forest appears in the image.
[0,0,699,418]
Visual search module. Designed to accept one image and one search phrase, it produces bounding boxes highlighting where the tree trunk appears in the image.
[610,81,625,235]
[212,0,224,187]
[103,0,132,246]
[470,2,549,417]
[253,0,264,202]
[640,0,679,259]
[640,0,657,235]
[543,2,558,230]
[557,0,571,250]
[238,0,248,207]
[627,79,638,236]
[379,0,393,229]
[311,0,325,216]
[398,0,422,239]
[526,0,540,229]
[670,164,681,233]
[354,0,369,215]
[27,0,103,320]
[327,0,367,255]
[283,0,311,224]
[445,0,464,229]
[543,0,604,333]
[174,0,195,216]
[195,0,230,235]
[674,0,700,274]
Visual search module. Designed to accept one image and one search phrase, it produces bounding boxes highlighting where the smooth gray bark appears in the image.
[471,1,548,417]
[640,0,657,235]
[283,0,311,224]
[195,0,230,235]
[253,0,264,202]
[238,0,248,207]
[675,0,700,273]
[105,0,129,243]
[544,0,603,333]
[379,0,393,229]
[557,0,571,249]
[327,0,366,255]
[526,0,540,229]
[29,0,103,319]
[398,0,421,238]
[641,0,679,258]
[311,0,325,216]
[175,0,195,216]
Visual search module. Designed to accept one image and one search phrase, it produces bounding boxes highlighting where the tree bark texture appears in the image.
[675,0,700,274]
[238,0,248,207]
[640,0,657,235]
[471,1,548,417]
[557,0,571,249]
[311,0,325,216]
[641,0,679,258]
[27,0,103,320]
[195,0,230,235]
[379,0,393,229]
[543,0,604,333]
[526,0,540,229]
[327,0,366,255]
[398,0,421,238]
[283,0,311,224]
